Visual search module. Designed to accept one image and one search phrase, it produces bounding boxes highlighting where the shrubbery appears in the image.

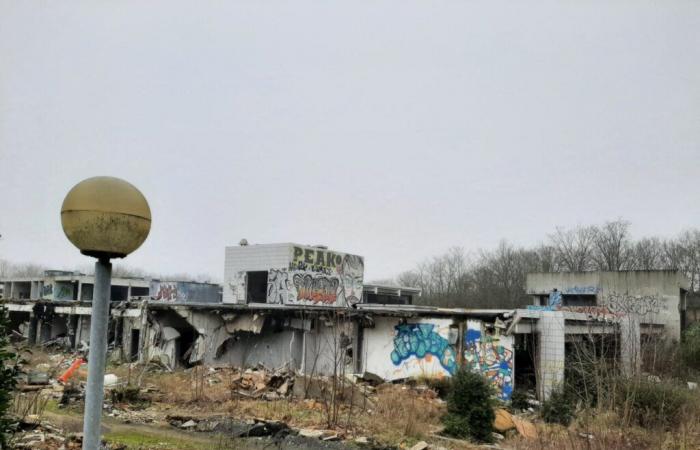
[0,307,18,449]
[616,378,695,429]
[541,386,575,426]
[442,369,495,443]
[509,388,530,411]
[681,323,700,372]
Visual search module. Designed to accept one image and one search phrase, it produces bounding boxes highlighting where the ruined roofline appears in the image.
[526,269,685,275]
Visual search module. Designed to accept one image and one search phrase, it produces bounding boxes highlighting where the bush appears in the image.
[681,323,700,372]
[616,378,694,429]
[509,388,530,411]
[0,307,18,448]
[443,369,495,443]
[541,387,575,426]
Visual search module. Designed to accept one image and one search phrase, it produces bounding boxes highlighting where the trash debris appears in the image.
[493,408,515,432]
[58,358,85,384]
[104,374,119,387]
[512,415,538,439]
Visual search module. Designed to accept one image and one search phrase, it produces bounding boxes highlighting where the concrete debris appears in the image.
[181,420,197,429]
[230,366,295,399]
[409,441,429,450]
[298,429,325,439]
[27,371,50,385]
[12,419,125,450]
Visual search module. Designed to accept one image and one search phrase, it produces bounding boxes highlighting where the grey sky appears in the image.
[1,1,698,282]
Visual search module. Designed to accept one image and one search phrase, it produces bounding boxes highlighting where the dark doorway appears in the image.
[246,271,269,303]
[130,329,140,361]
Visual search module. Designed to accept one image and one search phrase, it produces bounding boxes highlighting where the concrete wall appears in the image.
[527,271,687,341]
[216,329,303,370]
[224,244,293,304]
[223,243,364,308]
[362,316,457,381]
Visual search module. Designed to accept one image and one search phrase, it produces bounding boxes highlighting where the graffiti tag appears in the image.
[391,323,456,375]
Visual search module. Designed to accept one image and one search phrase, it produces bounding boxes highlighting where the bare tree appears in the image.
[629,237,665,270]
[592,220,632,270]
[548,225,598,271]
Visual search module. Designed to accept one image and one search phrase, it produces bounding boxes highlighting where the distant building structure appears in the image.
[0,244,691,401]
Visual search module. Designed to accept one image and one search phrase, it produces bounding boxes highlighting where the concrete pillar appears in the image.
[77,282,82,302]
[619,314,641,377]
[27,314,39,346]
[536,311,566,401]
[39,319,52,343]
[68,315,79,349]
[9,282,16,300]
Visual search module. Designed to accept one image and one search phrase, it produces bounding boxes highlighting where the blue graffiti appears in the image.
[548,290,562,308]
[391,323,456,374]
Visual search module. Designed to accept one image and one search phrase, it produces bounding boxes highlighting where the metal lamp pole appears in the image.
[82,258,112,449]
[60,177,151,450]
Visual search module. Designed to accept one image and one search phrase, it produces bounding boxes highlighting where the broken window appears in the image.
[130,287,149,299]
[246,271,268,303]
[562,294,596,307]
[110,285,129,302]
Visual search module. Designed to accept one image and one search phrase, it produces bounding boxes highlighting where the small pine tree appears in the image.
[541,387,574,426]
[443,369,496,443]
[0,307,18,449]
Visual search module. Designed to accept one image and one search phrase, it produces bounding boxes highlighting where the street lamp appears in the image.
[61,176,151,450]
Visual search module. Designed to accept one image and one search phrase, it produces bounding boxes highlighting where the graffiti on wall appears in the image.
[293,274,339,304]
[548,290,562,308]
[154,283,178,301]
[528,289,662,319]
[151,281,219,303]
[603,292,661,315]
[282,246,364,307]
[55,284,73,300]
[267,269,290,304]
[390,323,457,375]
[464,324,514,400]
[564,285,601,295]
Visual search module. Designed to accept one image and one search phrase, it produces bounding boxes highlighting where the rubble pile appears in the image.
[11,419,126,450]
[229,366,295,400]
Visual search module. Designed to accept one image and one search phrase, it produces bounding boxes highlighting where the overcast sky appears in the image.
[1,1,698,282]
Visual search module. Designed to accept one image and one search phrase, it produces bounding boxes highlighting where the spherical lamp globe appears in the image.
[61,176,151,259]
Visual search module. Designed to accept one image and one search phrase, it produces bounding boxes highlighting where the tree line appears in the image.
[393,220,700,309]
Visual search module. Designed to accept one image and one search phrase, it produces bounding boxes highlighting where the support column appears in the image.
[68,315,79,349]
[619,314,641,377]
[27,313,39,346]
[536,311,566,401]
[39,307,53,344]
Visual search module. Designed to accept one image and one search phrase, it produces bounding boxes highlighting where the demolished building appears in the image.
[0,243,690,400]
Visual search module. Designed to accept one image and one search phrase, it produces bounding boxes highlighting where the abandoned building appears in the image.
[0,243,691,401]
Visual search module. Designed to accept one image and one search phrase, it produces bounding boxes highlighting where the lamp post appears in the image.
[61,177,151,450]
